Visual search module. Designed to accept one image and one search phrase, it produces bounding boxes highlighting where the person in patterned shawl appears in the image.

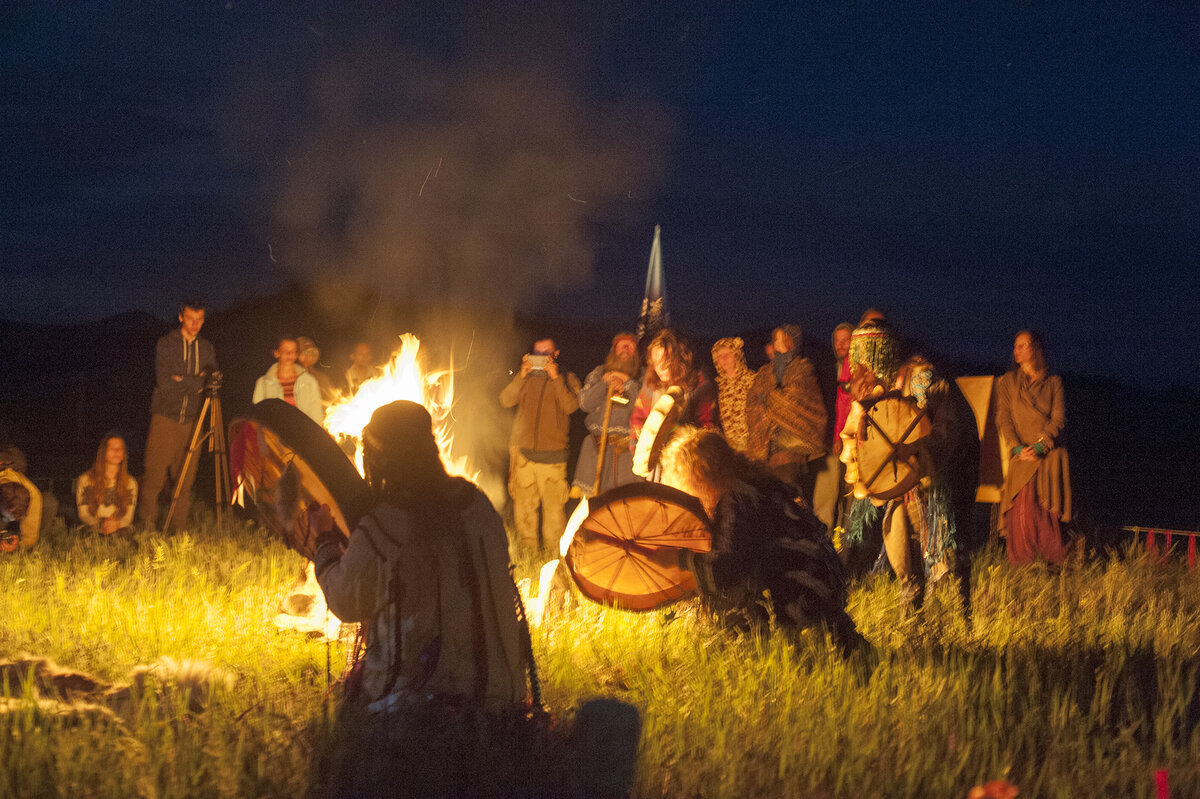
[745,324,828,505]
[711,337,756,453]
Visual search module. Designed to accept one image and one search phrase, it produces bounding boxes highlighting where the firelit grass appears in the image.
[1,516,1198,798]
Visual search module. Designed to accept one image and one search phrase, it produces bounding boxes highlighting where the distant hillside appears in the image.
[2,287,1196,537]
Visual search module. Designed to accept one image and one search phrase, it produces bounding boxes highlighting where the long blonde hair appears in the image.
[661,426,766,513]
[83,434,132,517]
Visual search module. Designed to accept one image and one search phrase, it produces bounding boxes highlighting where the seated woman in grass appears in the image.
[76,433,138,537]
[1,481,33,552]
[660,426,866,657]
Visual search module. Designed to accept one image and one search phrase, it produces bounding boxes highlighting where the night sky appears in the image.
[3,2,1198,388]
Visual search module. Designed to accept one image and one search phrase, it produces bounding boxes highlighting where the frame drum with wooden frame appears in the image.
[847,391,931,501]
[632,387,683,478]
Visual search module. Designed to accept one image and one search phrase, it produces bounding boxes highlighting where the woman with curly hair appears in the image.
[76,433,138,536]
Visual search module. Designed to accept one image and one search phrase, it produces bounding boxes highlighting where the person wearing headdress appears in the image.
[994,330,1072,565]
[744,324,828,506]
[572,333,642,497]
[711,337,756,453]
[836,321,899,575]
[839,321,978,611]
[309,400,535,796]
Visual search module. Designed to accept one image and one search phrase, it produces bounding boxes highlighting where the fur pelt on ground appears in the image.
[0,652,235,719]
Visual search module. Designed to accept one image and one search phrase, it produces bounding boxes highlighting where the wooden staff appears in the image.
[592,382,630,496]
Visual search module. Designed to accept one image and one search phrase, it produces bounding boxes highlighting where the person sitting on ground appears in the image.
[0,475,39,552]
[995,330,1073,566]
[76,433,138,537]
[252,336,324,425]
[308,400,535,797]
[658,426,866,657]
[1,444,57,538]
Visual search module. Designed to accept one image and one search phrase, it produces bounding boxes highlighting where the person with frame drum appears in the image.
[839,321,978,614]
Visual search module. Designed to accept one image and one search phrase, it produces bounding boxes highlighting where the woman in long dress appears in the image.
[994,331,1072,565]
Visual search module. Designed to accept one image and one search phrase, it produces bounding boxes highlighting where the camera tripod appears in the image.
[164,380,232,532]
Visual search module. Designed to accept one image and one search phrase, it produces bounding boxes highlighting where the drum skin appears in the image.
[229,399,374,559]
[632,387,683,478]
[845,392,931,501]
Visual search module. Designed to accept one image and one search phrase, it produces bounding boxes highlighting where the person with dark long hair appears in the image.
[76,433,138,536]
[995,330,1072,565]
[307,400,537,797]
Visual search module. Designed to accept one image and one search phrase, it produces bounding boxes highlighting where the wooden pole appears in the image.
[592,387,616,497]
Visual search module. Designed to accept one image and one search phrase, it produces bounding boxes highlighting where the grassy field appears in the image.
[1,513,1198,798]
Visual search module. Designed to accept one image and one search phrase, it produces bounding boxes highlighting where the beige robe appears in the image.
[994,370,1071,529]
[316,489,529,710]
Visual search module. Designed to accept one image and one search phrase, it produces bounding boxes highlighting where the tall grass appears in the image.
[2,514,1198,797]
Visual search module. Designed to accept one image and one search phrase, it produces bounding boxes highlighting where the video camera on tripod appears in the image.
[164,369,231,531]
[203,369,224,394]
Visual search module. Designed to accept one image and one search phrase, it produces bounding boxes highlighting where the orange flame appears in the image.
[323,333,474,480]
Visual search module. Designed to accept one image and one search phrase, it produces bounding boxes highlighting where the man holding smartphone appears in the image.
[499,338,581,553]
